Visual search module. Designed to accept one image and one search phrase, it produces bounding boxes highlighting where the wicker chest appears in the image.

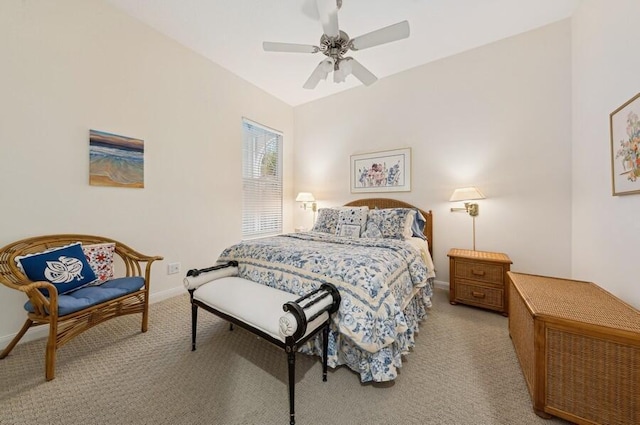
[508,272,640,425]
[447,249,512,314]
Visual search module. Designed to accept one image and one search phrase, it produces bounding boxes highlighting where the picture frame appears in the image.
[90,129,144,188]
[350,148,411,193]
[610,92,640,196]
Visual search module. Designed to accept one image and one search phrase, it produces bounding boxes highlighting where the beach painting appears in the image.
[89,130,144,188]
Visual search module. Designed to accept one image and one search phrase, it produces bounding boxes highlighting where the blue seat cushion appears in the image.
[24,277,145,316]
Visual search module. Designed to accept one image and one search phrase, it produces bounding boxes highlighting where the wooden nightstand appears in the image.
[447,248,512,315]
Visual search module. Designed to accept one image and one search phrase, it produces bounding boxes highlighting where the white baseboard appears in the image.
[2,281,449,348]
[0,285,187,348]
[150,285,186,303]
[433,279,449,290]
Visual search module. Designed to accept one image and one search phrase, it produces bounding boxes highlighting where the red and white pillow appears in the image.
[82,242,116,285]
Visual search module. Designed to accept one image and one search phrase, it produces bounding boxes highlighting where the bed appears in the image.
[217,198,435,382]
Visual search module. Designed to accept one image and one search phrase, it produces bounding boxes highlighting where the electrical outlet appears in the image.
[167,262,180,275]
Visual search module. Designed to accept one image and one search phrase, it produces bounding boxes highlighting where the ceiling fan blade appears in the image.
[350,20,410,51]
[301,0,320,20]
[263,41,319,54]
[348,58,378,86]
[303,59,333,89]
[316,0,340,38]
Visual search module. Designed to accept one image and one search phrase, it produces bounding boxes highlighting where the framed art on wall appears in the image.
[610,92,640,196]
[89,129,144,188]
[350,148,411,193]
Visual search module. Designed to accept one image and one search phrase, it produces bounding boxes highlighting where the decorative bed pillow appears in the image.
[411,210,427,240]
[364,208,416,239]
[403,209,417,239]
[15,242,97,296]
[337,224,361,238]
[311,208,340,234]
[335,206,369,237]
[83,242,116,285]
[361,221,384,238]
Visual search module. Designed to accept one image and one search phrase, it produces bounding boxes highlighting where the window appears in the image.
[242,118,283,238]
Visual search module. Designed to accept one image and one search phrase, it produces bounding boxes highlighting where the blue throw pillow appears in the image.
[16,242,97,296]
[411,209,427,240]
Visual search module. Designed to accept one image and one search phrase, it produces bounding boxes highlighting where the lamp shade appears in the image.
[449,187,485,202]
[295,192,315,202]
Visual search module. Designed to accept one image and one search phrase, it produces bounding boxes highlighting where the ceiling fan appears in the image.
[263,0,410,89]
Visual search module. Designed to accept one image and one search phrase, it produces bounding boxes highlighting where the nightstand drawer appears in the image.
[448,249,512,315]
[454,281,504,310]
[454,260,504,286]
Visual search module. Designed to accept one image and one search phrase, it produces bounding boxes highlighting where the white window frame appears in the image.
[241,118,283,239]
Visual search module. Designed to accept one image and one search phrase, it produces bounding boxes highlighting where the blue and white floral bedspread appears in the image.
[218,232,434,382]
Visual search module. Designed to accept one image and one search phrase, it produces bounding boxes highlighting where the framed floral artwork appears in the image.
[610,92,640,196]
[350,148,411,193]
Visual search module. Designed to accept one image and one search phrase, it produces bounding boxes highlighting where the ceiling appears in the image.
[105,0,580,106]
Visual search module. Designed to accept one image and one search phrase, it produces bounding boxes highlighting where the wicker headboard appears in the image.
[344,198,433,256]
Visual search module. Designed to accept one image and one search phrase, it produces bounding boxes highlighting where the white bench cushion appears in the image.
[193,277,329,342]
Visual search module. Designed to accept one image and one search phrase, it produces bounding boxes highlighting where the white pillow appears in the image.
[403,210,417,239]
[335,206,369,237]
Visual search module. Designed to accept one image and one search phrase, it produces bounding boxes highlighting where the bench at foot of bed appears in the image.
[184,262,341,425]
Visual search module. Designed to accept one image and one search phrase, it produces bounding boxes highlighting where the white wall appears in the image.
[294,21,573,287]
[571,0,640,308]
[3,0,636,349]
[0,0,294,343]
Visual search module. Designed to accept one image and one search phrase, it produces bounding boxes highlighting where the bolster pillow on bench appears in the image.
[279,292,334,337]
[183,265,239,290]
[184,265,335,338]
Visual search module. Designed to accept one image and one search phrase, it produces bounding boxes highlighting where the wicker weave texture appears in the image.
[546,328,640,425]
[511,273,640,333]
[447,249,512,264]
[344,198,433,256]
[508,281,536,397]
[454,281,503,309]
[454,260,504,286]
[0,234,152,285]
[0,234,163,381]
[509,272,640,424]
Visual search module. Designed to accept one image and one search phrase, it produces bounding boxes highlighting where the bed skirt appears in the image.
[299,282,433,382]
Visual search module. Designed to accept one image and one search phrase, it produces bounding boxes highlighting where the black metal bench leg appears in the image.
[287,348,296,425]
[322,325,329,382]
[191,302,198,351]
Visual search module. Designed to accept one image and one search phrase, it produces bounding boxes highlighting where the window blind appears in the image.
[242,118,283,238]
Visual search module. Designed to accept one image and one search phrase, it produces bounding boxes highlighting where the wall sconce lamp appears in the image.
[296,192,317,230]
[449,186,486,250]
[295,192,317,212]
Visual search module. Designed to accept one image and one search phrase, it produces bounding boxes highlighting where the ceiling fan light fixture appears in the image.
[339,58,352,76]
[263,1,409,89]
[321,58,334,73]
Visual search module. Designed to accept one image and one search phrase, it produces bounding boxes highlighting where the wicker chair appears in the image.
[0,234,163,380]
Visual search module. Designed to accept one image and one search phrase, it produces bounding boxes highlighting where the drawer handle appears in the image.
[471,291,486,299]
[471,269,486,276]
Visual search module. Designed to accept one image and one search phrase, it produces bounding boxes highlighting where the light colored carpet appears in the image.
[0,289,571,425]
